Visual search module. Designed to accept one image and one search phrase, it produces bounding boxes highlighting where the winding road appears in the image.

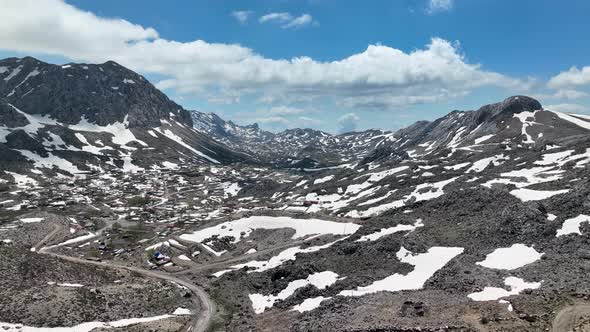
[34,218,216,332]
[552,304,590,332]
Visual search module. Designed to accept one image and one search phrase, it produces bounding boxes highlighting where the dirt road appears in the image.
[553,304,590,332]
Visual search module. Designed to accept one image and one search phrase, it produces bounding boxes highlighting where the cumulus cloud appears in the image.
[545,103,588,113]
[0,0,158,56]
[427,0,454,14]
[231,10,252,24]
[548,66,590,89]
[337,113,360,133]
[0,0,523,110]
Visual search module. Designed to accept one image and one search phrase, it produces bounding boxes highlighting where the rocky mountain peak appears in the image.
[0,56,192,128]
[475,96,543,123]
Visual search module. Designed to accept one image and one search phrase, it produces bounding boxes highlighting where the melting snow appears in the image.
[509,188,569,202]
[50,232,96,248]
[3,65,22,81]
[467,155,508,173]
[249,271,338,314]
[474,134,495,144]
[552,110,590,131]
[314,175,334,185]
[347,177,457,218]
[0,310,190,332]
[16,150,81,174]
[154,127,219,163]
[180,216,360,245]
[214,237,348,276]
[513,111,539,144]
[70,115,147,148]
[476,244,543,270]
[291,296,331,313]
[221,182,241,197]
[20,217,44,223]
[356,219,423,242]
[57,283,84,288]
[556,215,590,237]
[6,171,38,188]
[172,307,191,315]
[339,246,463,296]
[535,150,574,166]
[468,277,541,301]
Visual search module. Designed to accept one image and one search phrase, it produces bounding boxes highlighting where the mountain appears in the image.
[0,57,248,177]
[360,96,590,164]
[191,110,395,168]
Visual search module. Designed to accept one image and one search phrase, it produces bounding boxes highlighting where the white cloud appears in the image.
[532,89,589,102]
[427,0,454,14]
[282,14,314,29]
[257,106,312,116]
[548,66,590,89]
[338,113,360,133]
[0,0,158,56]
[0,0,523,110]
[553,89,589,100]
[235,114,321,132]
[231,10,252,24]
[545,103,588,113]
[254,116,290,125]
[259,12,292,23]
[259,12,316,29]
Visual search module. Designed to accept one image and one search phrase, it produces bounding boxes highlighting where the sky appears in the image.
[1,0,590,134]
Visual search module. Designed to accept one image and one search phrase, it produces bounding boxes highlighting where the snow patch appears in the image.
[476,244,543,270]
[339,246,463,296]
[556,215,590,237]
[468,277,541,301]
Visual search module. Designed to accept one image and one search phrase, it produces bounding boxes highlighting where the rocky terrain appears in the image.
[2,57,590,332]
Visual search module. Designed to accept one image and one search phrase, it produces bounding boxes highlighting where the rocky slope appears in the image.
[0,57,248,177]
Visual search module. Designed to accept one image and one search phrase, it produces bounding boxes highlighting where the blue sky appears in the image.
[1,0,590,133]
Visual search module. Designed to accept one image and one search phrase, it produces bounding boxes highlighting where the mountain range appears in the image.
[2,56,590,178]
